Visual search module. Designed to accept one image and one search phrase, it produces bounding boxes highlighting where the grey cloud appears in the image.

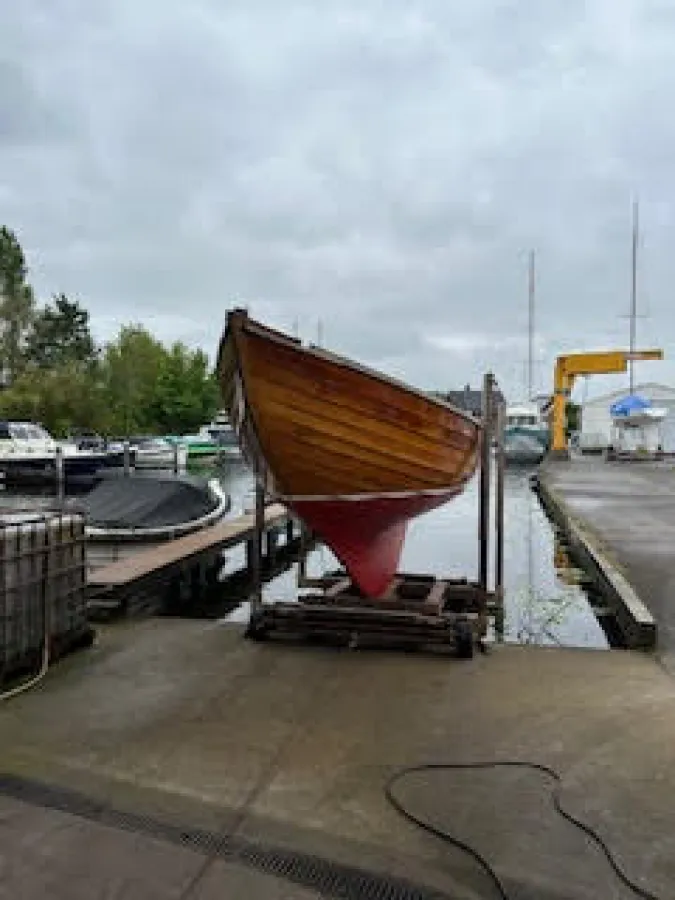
[2,0,675,399]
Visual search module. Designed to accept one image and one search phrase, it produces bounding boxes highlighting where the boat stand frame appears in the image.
[245,372,505,658]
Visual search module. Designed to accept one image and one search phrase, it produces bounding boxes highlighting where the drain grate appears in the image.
[0,773,452,900]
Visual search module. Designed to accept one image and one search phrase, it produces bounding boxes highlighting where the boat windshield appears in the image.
[507,414,539,426]
[9,423,53,441]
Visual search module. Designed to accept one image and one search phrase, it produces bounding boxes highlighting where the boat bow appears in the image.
[218,309,481,597]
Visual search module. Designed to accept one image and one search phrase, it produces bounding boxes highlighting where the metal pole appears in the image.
[173,442,179,475]
[479,373,493,593]
[249,479,265,616]
[297,522,309,586]
[123,440,131,476]
[495,396,505,637]
[629,198,638,394]
[55,445,65,507]
[528,250,535,401]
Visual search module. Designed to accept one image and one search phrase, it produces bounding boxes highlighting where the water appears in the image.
[0,461,609,649]
[214,461,609,649]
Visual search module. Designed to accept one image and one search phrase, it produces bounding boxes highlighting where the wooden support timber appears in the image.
[246,573,500,657]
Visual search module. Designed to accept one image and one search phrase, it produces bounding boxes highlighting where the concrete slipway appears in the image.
[541,457,675,673]
[1,617,675,899]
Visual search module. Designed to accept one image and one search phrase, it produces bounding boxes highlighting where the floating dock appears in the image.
[86,503,300,618]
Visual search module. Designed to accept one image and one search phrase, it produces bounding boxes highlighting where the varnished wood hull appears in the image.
[217,310,481,597]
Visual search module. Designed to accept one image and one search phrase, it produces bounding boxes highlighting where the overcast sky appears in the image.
[2,0,674,401]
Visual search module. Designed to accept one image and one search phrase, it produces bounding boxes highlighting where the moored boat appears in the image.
[217,309,481,597]
[82,473,230,542]
[608,394,667,458]
[503,430,545,466]
[79,473,231,577]
[504,403,549,466]
[130,436,187,470]
[200,413,241,458]
[0,421,125,488]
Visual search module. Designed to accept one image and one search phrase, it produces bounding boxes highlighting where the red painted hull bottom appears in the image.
[291,491,460,598]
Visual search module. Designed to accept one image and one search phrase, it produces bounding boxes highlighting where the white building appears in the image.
[580,383,675,451]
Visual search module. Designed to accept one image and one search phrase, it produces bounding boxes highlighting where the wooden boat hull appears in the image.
[218,309,481,597]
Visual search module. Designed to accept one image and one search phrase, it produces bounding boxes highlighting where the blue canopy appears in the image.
[610,394,652,417]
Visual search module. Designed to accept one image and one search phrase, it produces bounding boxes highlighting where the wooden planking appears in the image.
[87,504,288,588]
[264,417,462,489]
[241,314,479,430]
[259,409,476,496]
[258,389,471,478]
[268,435,475,502]
[245,331,476,445]
[235,329,478,496]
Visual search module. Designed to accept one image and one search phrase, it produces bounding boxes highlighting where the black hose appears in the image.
[384,761,660,900]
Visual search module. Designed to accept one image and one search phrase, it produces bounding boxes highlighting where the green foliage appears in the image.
[25,294,96,370]
[566,401,580,434]
[152,344,219,435]
[101,326,167,434]
[0,364,109,438]
[0,227,35,383]
[0,227,220,437]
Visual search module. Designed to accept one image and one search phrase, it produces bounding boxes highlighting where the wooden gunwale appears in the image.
[240,315,481,427]
[219,309,481,503]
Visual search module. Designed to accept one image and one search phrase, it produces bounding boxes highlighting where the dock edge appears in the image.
[531,471,656,650]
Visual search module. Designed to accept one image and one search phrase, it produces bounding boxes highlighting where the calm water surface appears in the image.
[0,460,608,649]
[216,460,608,649]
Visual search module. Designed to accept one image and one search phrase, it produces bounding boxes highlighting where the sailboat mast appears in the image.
[527,249,535,401]
[629,199,638,394]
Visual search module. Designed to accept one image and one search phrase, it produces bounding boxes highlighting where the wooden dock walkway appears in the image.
[87,503,295,615]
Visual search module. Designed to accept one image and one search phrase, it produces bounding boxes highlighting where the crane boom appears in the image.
[551,349,664,455]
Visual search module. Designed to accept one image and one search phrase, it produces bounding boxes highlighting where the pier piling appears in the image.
[55,445,65,506]
[479,372,494,594]
[494,393,506,637]
[249,481,265,617]
[123,440,132,476]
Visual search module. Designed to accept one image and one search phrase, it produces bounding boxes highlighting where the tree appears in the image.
[0,363,109,436]
[152,343,220,434]
[0,226,224,436]
[101,326,166,435]
[566,401,581,435]
[26,294,96,370]
[0,227,35,384]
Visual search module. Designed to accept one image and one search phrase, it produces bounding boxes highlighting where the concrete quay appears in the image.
[1,620,675,898]
[540,457,675,670]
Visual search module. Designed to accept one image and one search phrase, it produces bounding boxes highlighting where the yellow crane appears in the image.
[552,349,664,455]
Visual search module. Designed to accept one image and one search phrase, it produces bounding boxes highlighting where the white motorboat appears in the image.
[81,474,231,579]
[130,436,188,470]
[503,430,546,466]
[504,404,548,466]
[83,475,230,542]
[200,411,241,457]
[0,421,125,487]
[609,395,667,458]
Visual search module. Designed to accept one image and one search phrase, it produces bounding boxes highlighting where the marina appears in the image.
[1,324,675,899]
[7,5,675,894]
[0,448,624,650]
